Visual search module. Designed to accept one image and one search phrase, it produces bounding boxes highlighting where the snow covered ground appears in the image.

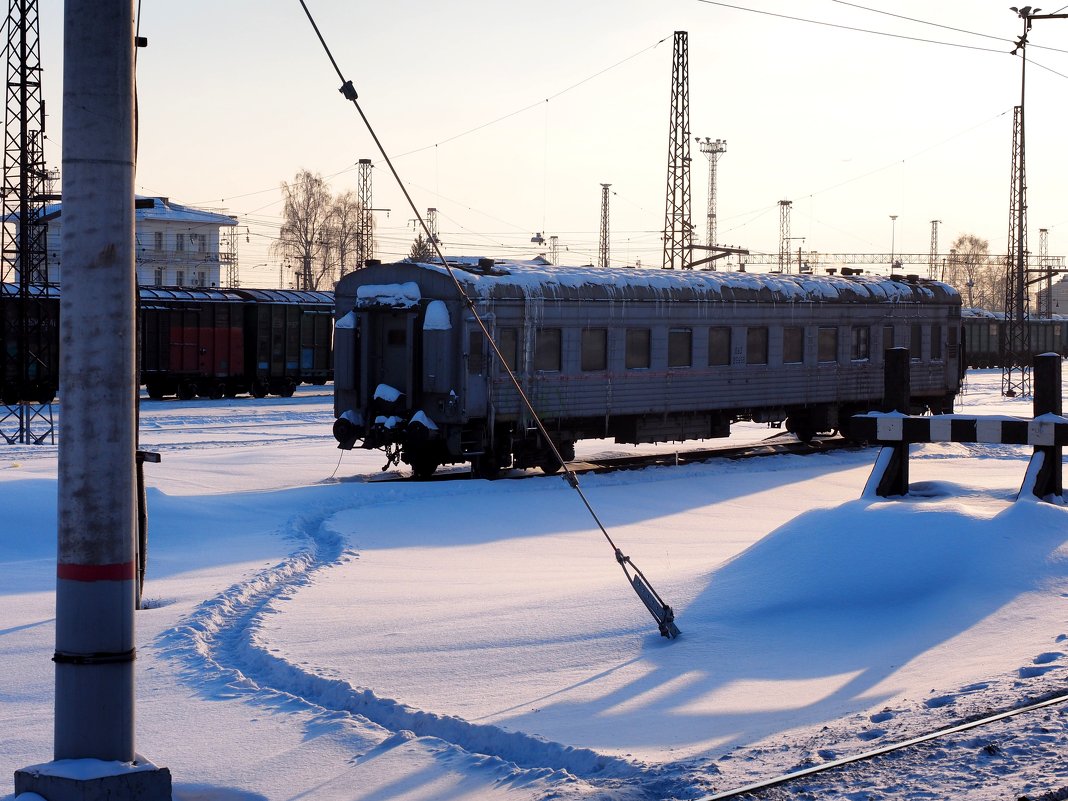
[2,369,1068,800]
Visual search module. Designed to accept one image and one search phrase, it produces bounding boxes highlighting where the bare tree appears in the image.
[945,234,991,309]
[279,170,333,290]
[329,191,362,278]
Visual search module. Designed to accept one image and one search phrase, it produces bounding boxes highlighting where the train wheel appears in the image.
[251,382,268,399]
[539,455,563,475]
[206,382,225,400]
[279,381,296,398]
[147,384,165,400]
[410,454,439,479]
[177,383,197,401]
[473,454,501,480]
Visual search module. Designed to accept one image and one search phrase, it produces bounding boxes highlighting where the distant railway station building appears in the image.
[40,195,238,287]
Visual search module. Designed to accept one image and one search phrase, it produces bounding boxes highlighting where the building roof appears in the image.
[33,195,237,227]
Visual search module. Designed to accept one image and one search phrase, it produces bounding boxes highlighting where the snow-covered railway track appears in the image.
[699,691,1068,800]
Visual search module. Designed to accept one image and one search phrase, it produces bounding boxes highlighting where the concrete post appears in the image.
[16,2,172,797]
[52,0,138,761]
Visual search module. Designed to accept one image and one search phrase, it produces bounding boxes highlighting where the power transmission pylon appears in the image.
[778,200,792,273]
[928,220,941,280]
[697,137,726,248]
[598,183,610,268]
[1,0,56,445]
[549,235,559,266]
[662,31,692,270]
[356,158,374,268]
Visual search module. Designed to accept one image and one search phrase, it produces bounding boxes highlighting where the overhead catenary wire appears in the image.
[295,0,680,639]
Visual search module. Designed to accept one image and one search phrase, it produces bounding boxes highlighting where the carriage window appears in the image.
[708,327,730,366]
[851,326,870,361]
[467,331,484,374]
[746,327,768,365]
[783,326,803,364]
[534,328,561,372]
[818,327,838,363]
[910,324,923,360]
[498,327,518,370]
[625,328,650,369]
[931,324,943,360]
[883,325,894,352]
[668,328,692,368]
[581,328,607,372]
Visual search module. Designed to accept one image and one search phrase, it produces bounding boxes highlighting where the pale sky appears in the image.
[36,0,1068,287]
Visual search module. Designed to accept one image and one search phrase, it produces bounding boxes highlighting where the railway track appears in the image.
[370,433,859,483]
[698,689,1068,800]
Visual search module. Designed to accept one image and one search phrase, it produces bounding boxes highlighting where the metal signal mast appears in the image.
[697,137,726,248]
[662,31,692,269]
[1039,227,1052,318]
[598,183,611,268]
[1,0,56,444]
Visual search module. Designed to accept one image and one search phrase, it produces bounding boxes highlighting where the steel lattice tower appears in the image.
[929,220,941,280]
[1,0,54,444]
[1003,104,1031,397]
[778,200,791,273]
[598,183,610,268]
[426,206,439,247]
[662,31,692,269]
[1002,7,1039,397]
[356,158,374,268]
[697,137,726,247]
[1038,227,1051,318]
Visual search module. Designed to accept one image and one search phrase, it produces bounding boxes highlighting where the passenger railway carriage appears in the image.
[332,258,963,478]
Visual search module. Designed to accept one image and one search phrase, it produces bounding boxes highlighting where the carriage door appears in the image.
[370,310,414,408]
[462,315,491,418]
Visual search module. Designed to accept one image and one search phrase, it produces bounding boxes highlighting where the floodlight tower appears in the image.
[549,235,559,265]
[356,158,374,267]
[777,200,792,273]
[598,183,611,268]
[696,137,726,247]
[662,31,692,269]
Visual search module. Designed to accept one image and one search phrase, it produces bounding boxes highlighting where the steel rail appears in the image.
[697,690,1068,800]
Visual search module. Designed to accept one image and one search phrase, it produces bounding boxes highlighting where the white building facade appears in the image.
[44,196,238,287]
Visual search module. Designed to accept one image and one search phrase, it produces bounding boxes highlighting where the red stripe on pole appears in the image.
[57,561,136,581]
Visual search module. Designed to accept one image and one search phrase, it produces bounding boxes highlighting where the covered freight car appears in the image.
[0,283,60,405]
[332,259,963,478]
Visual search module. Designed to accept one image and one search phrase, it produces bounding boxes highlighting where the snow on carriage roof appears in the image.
[345,258,961,306]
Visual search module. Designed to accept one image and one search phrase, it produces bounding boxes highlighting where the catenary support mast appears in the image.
[662,31,692,269]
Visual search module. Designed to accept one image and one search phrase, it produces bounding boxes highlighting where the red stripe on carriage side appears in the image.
[57,561,136,581]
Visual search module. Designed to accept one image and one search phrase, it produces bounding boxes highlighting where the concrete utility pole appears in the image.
[16,1,171,797]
